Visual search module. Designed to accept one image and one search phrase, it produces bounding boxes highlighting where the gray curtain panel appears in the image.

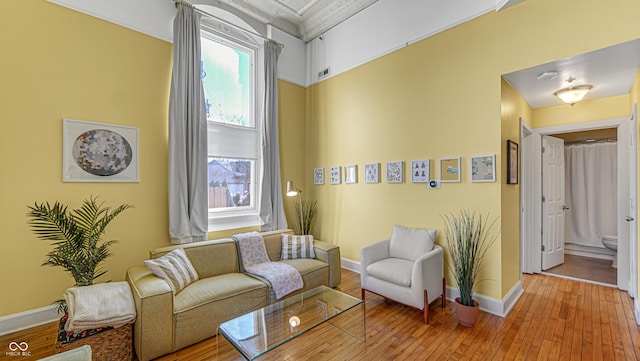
[168,5,208,244]
[259,40,288,231]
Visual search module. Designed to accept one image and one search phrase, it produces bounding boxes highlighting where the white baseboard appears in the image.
[446,280,523,317]
[635,299,640,325]
[0,305,59,336]
[340,257,361,274]
[342,258,521,318]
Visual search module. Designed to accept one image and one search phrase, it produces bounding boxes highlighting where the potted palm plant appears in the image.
[26,196,132,313]
[442,210,498,327]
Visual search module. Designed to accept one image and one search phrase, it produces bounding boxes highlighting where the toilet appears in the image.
[602,235,618,268]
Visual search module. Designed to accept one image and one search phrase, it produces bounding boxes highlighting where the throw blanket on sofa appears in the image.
[64,281,136,333]
[234,232,303,299]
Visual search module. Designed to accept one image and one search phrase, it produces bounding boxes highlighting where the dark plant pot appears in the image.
[454,297,480,327]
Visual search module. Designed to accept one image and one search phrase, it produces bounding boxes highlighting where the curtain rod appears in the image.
[172,0,284,48]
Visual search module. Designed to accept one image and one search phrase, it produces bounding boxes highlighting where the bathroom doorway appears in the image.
[543,129,618,286]
[520,114,637,294]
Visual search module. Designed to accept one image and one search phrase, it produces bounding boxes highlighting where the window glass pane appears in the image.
[201,37,253,127]
[208,158,254,210]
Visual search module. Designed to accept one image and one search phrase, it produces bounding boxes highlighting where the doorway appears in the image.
[520,115,637,294]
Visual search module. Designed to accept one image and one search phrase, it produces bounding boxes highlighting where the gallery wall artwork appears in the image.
[470,155,496,182]
[386,161,404,183]
[63,118,139,182]
[439,157,460,183]
[345,165,357,184]
[314,168,324,184]
[365,163,380,183]
[411,160,430,183]
[330,166,342,184]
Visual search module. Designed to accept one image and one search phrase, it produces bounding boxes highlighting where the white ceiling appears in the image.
[214,0,379,42]
[503,38,640,109]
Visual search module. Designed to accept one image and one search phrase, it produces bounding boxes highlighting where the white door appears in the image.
[618,106,637,292]
[521,118,542,274]
[542,135,566,270]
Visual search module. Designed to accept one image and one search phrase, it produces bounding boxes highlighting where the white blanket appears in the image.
[64,281,136,333]
[234,232,303,299]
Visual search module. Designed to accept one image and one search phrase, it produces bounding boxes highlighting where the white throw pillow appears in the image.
[389,224,436,261]
[281,234,315,260]
[144,248,199,294]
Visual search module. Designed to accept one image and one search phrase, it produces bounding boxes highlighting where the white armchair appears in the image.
[360,225,445,323]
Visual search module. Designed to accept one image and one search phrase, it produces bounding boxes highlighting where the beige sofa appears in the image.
[125,229,341,361]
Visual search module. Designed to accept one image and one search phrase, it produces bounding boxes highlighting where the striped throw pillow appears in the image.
[281,234,315,260]
[144,248,199,293]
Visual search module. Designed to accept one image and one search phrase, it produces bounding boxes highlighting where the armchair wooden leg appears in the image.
[424,289,429,324]
[442,277,446,308]
[361,288,365,301]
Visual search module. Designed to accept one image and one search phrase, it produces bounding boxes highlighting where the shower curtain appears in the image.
[564,142,617,248]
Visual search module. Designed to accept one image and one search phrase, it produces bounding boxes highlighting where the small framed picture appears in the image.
[439,157,461,183]
[507,140,519,184]
[345,165,357,184]
[365,163,380,183]
[330,166,341,184]
[314,168,324,185]
[411,160,430,183]
[470,155,496,182]
[386,161,404,183]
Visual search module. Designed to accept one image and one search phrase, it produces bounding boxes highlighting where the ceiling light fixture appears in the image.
[553,85,593,105]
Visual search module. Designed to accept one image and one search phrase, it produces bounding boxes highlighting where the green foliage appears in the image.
[294,199,318,235]
[26,196,133,288]
[442,210,499,307]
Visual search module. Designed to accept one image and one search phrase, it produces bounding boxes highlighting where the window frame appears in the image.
[200,23,263,232]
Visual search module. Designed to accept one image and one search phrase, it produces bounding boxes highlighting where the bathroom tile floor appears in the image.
[545,254,617,285]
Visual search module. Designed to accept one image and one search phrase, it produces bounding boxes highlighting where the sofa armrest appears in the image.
[313,240,342,288]
[126,265,174,361]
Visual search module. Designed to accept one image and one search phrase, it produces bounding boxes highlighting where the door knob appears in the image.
[562,206,570,210]
[626,216,635,222]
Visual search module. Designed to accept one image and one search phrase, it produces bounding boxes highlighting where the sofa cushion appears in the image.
[366,257,413,287]
[389,225,436,261]
[281,234,316,259]
[174,273,267,313]
[144,248,198,293]
[173,273,268,351]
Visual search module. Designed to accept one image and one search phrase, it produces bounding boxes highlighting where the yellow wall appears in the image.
[305,0,640,302]
[0,1,303,317]
[0,0,172,316]
[500,79,533,296]
[279,81,307,224]
[532,94,631,128]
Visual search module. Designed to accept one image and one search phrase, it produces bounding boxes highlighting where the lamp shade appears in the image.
[286,180,298,197]
[553,85,592,105]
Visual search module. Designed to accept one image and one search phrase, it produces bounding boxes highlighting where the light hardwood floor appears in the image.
[544,254,617,286]
[2,269,640,360]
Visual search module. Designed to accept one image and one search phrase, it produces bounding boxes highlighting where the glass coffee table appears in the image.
[217,286,365,360]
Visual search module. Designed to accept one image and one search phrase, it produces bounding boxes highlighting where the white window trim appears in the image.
[201,21,264,232]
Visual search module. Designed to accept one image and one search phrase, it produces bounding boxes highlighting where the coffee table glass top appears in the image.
[217,286,364,360]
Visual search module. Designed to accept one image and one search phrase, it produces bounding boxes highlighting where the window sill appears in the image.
[208,213,261,232]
